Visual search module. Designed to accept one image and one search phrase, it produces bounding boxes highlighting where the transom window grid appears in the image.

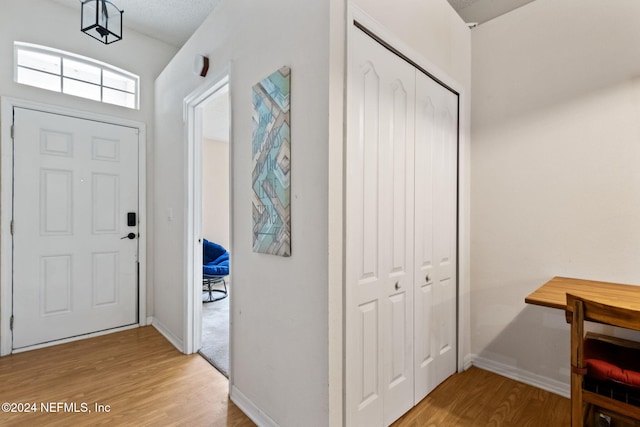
[14,42,139,110]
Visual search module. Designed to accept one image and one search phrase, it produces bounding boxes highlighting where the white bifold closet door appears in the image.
[346,25,458,426]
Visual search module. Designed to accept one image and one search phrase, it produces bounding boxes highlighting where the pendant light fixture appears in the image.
[81,0,123,44]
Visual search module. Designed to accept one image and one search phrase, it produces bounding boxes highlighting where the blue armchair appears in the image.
[202,239,229,302]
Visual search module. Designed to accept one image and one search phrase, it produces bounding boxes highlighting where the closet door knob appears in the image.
[395,282,400,290]
[425,274,430,283]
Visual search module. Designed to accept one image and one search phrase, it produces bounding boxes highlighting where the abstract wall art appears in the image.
[251,66,291,257]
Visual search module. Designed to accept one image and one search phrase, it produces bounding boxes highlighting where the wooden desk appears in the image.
[527,277,640,424]
[525,276,640,312]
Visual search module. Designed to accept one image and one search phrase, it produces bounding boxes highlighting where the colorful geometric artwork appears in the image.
[251,66,291,257]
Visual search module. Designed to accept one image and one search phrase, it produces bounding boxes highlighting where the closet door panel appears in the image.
[414,85,436,402]
[433,105,457,377]
[414,71,458,403]
[346,26,415,427]
[347,36,384,426]
[382,69,415,427]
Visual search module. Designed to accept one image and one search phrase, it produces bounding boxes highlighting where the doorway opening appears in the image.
[198,85,231,377]
[183,75,231,379]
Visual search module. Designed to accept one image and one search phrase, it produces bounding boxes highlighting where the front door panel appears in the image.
[12,108,139,349]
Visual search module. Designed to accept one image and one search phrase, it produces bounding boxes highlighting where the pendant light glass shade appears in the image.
[81,0,123,44]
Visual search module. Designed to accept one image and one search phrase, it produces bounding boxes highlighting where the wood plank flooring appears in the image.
[0,326,570,426]
[0,326,254,427]
[393,366,570,427]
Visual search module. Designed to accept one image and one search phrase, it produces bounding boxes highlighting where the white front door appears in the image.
[12,107,139,349]
[346,26,416,427]
[413,71,458,402]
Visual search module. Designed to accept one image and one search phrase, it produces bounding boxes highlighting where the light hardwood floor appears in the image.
[393,367,570,427]
[0,326,570,426]
[0,326,254,427]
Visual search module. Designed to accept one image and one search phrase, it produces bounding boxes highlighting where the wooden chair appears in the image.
[566,293,640,426]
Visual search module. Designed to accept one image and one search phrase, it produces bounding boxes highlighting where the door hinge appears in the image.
[10,220,14,235]
[10,315,14,331]
[10,124,14,139]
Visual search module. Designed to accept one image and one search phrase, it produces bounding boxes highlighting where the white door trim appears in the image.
[182,71,230,359]
[0,97,147,356]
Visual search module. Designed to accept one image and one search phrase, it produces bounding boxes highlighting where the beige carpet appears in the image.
[199,283,229,378]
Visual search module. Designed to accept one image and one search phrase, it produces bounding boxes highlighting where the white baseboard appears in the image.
[462,353,474,371]
[151,317,184,353]
[470,354,569,398]
[230,385,279,427]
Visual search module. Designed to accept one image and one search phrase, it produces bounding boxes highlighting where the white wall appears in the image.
[154,0,331,425]
[0,0,177,331]
[471,0,640,393]
[202,139,229,250]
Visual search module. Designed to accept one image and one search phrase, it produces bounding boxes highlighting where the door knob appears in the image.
[395,282,400,290]
[425,274,430,283]
[121,232,136,240]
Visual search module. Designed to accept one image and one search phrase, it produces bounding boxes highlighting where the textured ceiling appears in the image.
[448,0,484,11]
[49,0,221,47]
[49,0,535,48]
[448,0,536,24]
